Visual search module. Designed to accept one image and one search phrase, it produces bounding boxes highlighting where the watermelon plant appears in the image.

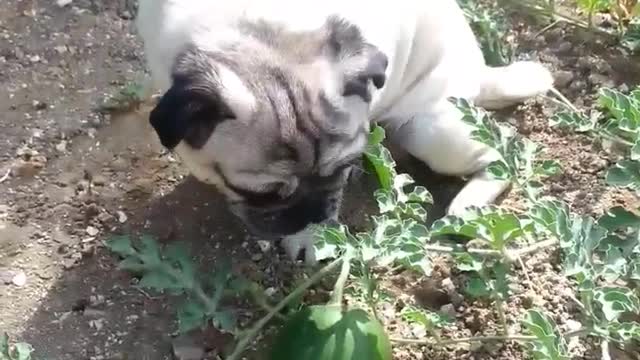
[1,333,34,360]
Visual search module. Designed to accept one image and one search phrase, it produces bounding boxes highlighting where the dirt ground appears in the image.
[1,1,640,359]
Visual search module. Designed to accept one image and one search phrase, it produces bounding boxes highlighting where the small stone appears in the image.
[86,226,99,236]
[172,335,205,360]
[11,271,27,287]
[588,73,615,88]
[441,278,456,294]
[14,159,45,177]
[92,174,107,186]
[439,303,457,318]
[116,211,128,223]
[257,240,271,253]
[251,253,263,262]
[56,0,73,7]
[555,41,573,54]
[55,140,67,152]
[553,70,574,89]
[522,290,545,309]
[89,318,105,331]
[97,212,114,223]
[32,100,47,110]
[0,269,15,284]
[264,287,277,297]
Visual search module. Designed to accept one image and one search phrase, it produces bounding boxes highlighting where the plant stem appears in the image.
[564,328,592,338]
[391,334,537,345]
[494,298,510,335]
[330,254,352,306]
[162,264,221,317]
[226,257,343,360]
[601,339,611,360]
[391,326,592,346]
[424,238,558,258]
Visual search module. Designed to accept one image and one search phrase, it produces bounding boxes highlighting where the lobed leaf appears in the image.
[593,287,640,322]
[401,306,452,332]
[522,310,570,360]
[606,159,640,191]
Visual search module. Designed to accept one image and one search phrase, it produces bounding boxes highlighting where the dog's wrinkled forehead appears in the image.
[149,15,388,193]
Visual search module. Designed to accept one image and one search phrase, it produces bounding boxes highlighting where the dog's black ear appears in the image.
[323,16,388,102]
[149,51,235,150]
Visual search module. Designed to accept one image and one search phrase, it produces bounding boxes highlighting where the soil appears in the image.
[1,1,639,360]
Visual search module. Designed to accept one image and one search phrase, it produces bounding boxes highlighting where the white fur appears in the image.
[136,0,555,264]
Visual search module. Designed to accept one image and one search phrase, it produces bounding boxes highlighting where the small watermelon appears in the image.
[269,304,392,360]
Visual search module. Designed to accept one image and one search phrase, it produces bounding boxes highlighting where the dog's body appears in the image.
[136,0,554,263]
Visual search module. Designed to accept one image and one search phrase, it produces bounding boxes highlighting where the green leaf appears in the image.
[607,321,640,342]
[623,20,640,53]
[454,253,484,273]
[486,161,511,180]
[594,287,640,322]
[138,271,181,292]
[314,224,350,261]
[367,124,385,146]
[536,160,563,177]
[492,262,510,299]
[631,139,640,160]
[137,235,163,267]
[401,306,452,332]
[576,0,613,13]
[522,310,570,360]
[407,186,432,204]
[212,311,237,333]
[105,235,136,257]
[606,160,640,191]
[116,257,147,273]
[363,127,396,191]
[177,301,207,333]
[164,243,196,285]
[12,343,33,360]
[432,207,532,251]
[598,206,640,231]
[1,333,9,356]
[549,111,595,132]
[465,275,491,299]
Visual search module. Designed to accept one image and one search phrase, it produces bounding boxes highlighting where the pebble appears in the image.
[11,271,27,287]
[257,240,271,253]
[56,0,73,7]
[439,303,457,318]
[92,174,107,186]
[55,140,67,152]
[116,211,128,223]
[553,70,574,89]
[588,73,615,88]
[86,226,99,236]
[554,41,573,54]
[251,253,263,262]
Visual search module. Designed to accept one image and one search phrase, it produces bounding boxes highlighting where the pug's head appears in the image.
[148,16,388,243]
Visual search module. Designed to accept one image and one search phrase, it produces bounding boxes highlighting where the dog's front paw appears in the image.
[281,228,317,265]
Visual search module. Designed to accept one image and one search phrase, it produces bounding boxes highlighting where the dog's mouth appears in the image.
[230,203,340,240]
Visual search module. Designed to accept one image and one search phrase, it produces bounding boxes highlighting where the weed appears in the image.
[98,81,145,114]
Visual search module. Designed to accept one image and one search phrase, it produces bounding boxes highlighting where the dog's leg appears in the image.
[388,101,509,216]
[475,61,554,111]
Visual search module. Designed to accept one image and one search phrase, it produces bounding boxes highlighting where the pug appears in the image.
[135,0,554,264]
